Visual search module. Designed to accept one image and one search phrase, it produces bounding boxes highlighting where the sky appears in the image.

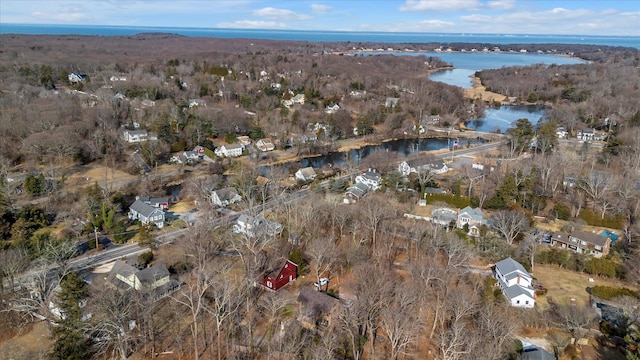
[0,0,638,36]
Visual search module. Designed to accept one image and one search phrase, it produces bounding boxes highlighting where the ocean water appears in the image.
[1,23,638,49]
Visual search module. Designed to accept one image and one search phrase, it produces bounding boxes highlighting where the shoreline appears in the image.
[254,130,504,168]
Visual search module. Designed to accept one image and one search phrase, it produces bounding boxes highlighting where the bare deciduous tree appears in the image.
[490,210,530,245]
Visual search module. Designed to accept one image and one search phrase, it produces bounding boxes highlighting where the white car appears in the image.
[314,278,329,288]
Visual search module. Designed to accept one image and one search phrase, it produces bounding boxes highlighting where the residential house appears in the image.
[493,257,536,308]
[428,115,441,124]
[355,169,382,191]
[193,145,206,155]
[556,127,568,139]
[261,260,298,291]
[137,196,170,211]
[297,287,340,330]
[237,136,251,147]
[457,206,486,236]
[325,103,340,114]
[291,94,305,104]
[385,97,400,108]
[578,128,595,141]
[427,159,449,174]
[295,167,317,182]
[183,151,201,162]
[215,143,244,157]
[128,199,165,228]
[211,187,242,207]
[563,174,578,188]
[124,129,149,143]
[68,72,87,83]
[343,182,370,204]
[107,261,172,291]
[397,158,448,176]
[550,230,610,258]
[110,75,127,82]
[234,214,283,238]
[256,138,275,152]
[188,99,206,108]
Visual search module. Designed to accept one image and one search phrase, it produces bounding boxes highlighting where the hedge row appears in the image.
[591,285,639,300]
[578,209,625,229]
[425,193,471,208]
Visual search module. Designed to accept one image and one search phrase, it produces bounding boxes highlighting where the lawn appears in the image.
[532,264,636,309]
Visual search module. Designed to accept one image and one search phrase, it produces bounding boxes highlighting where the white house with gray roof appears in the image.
[128,199,165,228]
[107,261,173,291]
[211,187,242,207]
[215,143,244,157]
[355,169,382,191]
[234,214,283,238]
[457,206,486,237]
[493,257,535,308]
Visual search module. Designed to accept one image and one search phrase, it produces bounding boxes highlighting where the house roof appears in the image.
[459,206,485,221]
[502,283,535,301]
[214,187,239,201]
[297,287,339,317]
[347,182,369,198]
[130,199,162,218]
[108,260,137,280]
[221,143,243,150]
[361,170,381,181]
[298,167,316,178]
[137,263,170,285]
[495,257,529,278]
[126,129,148,136]
[138,196,169,205]
[571,230,609,247]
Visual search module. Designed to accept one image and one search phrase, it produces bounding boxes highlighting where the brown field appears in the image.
[533,264,636,308]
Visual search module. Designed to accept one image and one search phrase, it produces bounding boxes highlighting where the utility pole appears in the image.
[94,226,99,250]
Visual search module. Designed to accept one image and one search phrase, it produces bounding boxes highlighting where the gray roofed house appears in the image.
[211,187,241,207]
[355,169,382,190]
[295,167,317,182]
[343,182,370,204]
[107,261,171,291]
[128,199,165,228]
[493,257,535,308]
[211,187,242,207]
[457,206,486,237]
[233,214,283,238]
[137,196,170,210]
[297,287,340,330]
[551,229,611,258]
[124,129,149,143]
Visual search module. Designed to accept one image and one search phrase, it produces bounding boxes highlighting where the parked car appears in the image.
[314,278,329,288]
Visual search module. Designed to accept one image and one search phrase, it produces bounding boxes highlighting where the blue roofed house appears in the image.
[457,206,486,237]
[129,199,165,228]
[493,257,536,308]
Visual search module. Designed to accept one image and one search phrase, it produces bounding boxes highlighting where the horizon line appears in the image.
[1,23,638,38]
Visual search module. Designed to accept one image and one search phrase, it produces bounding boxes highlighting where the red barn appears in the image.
[261,260,297,291]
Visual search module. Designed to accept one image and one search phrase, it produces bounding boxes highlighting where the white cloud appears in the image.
[459,7,639,35]
[420,19,455,27]
[217,20,287,29]
[253,7,311,20]
[400,0,482,12]
[311,4,332,14]
[487,0,515,10]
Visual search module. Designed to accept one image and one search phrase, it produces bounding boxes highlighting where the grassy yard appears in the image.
[532,264,636,309]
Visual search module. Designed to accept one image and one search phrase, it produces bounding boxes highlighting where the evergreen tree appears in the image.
[50,272,90,360]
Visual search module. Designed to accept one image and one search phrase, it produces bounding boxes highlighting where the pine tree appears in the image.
[50,272,90,360]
